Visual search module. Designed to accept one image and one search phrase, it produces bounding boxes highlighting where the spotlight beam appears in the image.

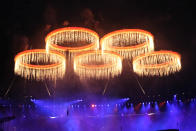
[4,76,16,97]
[102,79,110,95]
[44,81,51,97]
[128,61,145,95]
[135,76,145,95]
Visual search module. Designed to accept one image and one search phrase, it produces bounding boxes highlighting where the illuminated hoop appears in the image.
[45,27,99,58]
[132,50,181,76]
[100,29,154,59]
[14,49,66,81]
[74,51,122,79]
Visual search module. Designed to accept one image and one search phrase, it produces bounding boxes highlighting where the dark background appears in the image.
[0,0,195,99]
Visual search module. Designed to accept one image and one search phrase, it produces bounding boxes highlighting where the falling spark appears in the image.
[132,50,181,76]
[74,50,122,79]
[14,49,66,81]
[45,27,99,58]
[100,29,154,60]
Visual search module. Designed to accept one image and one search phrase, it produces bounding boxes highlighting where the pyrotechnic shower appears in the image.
[14,49,66,81]
[73,50,122,79]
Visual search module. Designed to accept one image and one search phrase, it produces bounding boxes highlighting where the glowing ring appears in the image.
[14,49,66,81]
[74,50,122,79]
[132,50,181,76]
[45,27,99,57]
[100,29,154,59]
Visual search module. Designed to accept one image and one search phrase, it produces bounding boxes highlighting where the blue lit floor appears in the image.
[1,99,196,131]
[1,108,196,131]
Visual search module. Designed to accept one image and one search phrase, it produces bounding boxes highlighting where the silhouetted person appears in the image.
[67,109,69,116]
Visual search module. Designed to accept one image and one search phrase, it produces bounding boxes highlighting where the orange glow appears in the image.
[45,27,99,58]
[132,50,181,76]
[74,50,122,79]
[134,103,142,111]
[14,26,182,80]
[100,29,154,59]
[14,49,66,81]
[159,102,166,107]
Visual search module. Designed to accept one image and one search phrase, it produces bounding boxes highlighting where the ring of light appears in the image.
[132,50,181,76]
[45,27,99,53]
[100,29,154,59]
[74,50,122,79]
[14,49,66,80]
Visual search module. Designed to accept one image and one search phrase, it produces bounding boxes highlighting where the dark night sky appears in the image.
[0,0,195,99]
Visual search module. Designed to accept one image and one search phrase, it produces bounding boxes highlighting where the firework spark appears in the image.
[132,50,181,76]
[100,29,154,59]
[45,27,99,58]
[74,50,122,79]
[14,49,66,81]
